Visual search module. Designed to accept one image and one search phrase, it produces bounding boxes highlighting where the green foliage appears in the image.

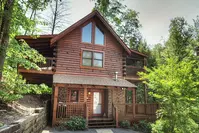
[0,122,3,127]
[132,120,152,133]
[0,0,52,103]
[94,0,141,49]
[119,120,130,128]
[139,17,199,133]
[66,116,87,131]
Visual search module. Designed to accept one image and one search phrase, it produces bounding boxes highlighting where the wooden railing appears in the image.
[37,57,55,71]
[135,103,159,115]
[56,102,86,119]
[112,104,119,127]
[85,103,88,127]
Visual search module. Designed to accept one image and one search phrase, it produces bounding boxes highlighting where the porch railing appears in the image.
[56,102,86,119]
[112,103,119,127]
[135,103,159,115]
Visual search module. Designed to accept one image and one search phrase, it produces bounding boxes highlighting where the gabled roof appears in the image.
[131,49,147,57]
[50,10,132,55]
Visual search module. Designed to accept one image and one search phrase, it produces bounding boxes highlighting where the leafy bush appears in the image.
[0,122,4,127]
[132,120,152,133]
[119,120,130,128]
[66,116,87,131]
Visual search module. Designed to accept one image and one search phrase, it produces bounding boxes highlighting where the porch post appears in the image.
[84,86,87,102]
[132,88,136,118]
[52,85,58,126]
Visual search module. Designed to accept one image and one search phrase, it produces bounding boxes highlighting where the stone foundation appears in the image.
[0,101,49,133]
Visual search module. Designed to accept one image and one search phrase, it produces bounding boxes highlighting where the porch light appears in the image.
[121,87,126,90]
[88,91,91,95]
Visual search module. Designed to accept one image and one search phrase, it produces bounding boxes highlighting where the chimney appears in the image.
[114,71,118,81]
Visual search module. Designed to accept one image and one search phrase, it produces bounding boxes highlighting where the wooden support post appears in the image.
[144,84,147,104]
[115,107,119,128]
[132,88,136,118]
[52,86,58,126]
[84,86,87,102]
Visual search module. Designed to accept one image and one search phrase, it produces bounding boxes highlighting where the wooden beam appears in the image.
[84,86,87,102]
[52,86,58,126]
[18,69,54,75]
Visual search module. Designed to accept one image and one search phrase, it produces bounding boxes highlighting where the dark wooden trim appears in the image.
[132,88,136,118]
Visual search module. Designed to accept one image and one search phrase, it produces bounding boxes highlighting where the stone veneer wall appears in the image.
[0,101,49,133]
[108,88,126,118]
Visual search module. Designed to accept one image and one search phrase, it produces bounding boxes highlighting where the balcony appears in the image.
[18,57,56,74]
[124,57,146,81]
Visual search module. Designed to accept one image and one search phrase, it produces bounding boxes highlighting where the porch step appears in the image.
[88,118,116,128]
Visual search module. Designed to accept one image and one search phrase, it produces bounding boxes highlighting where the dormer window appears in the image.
[82,22,92,43]
[95,26,104,45]
[81,22,105,45]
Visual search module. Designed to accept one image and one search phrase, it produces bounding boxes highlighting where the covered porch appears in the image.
[52,74,158,127]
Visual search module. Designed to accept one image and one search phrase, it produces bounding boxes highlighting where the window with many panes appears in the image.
[82,50,103,68]
[82,22,104,45]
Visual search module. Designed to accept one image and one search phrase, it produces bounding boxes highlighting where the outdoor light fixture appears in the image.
[88,91,91,95]
[114,71,118,81]
[121,87,126,90]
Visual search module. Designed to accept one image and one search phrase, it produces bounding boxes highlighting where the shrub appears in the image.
[0,122,4,127]
[119,120,131,128]
[66,116,87,131]
[132,120,152,133]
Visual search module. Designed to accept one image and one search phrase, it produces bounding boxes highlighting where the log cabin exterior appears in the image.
[16,10,158,128]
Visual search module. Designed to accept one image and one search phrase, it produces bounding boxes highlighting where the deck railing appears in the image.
[135,103,159,115]
[37,57,55,71]
[56,102,86,119]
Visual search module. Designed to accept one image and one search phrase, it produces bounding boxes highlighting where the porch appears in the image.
[52,75,158,127]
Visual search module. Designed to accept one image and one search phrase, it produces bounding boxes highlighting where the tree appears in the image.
[0,0,52,102]
[0,0,50,80]
[42,0,70,34]
[140,17,199,133]
[93,0,142,50]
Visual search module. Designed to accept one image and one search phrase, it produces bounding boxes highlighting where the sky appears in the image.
[68,0,199,47]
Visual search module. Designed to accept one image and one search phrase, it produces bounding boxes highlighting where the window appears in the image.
[126,90,133,104]
[82,22,92,43]
[70,90,79,102]
[82,50,103,68]
[81,22,105,45]
[95,26,104,45]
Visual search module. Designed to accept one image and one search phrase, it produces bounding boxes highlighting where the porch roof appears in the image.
[53,74,136,88]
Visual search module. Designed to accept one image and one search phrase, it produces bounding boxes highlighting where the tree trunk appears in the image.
[51,0,58,35]
[0,0,15,80]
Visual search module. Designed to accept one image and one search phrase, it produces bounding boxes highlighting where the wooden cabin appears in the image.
[16,10,158,128]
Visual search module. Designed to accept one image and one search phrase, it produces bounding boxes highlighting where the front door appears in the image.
[93,92,102,115]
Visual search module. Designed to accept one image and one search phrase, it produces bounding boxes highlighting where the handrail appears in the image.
[112,103,119,128]
[85,103,88,127]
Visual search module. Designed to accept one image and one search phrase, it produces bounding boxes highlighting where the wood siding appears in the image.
[56,18,126,78]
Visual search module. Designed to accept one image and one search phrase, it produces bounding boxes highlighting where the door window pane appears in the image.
[95,26,104,45]
[82,23,92,43]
